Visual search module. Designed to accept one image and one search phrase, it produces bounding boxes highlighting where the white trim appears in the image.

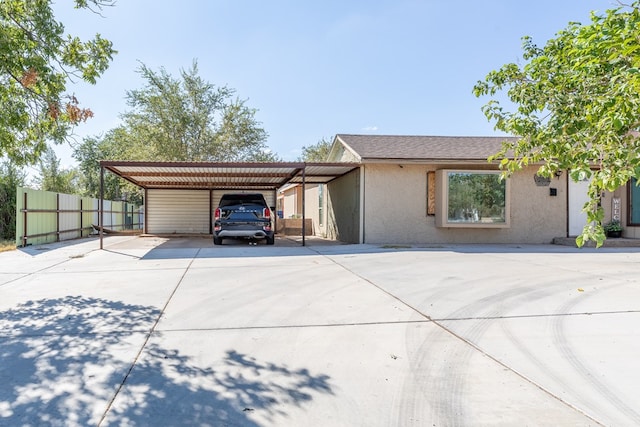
[359,166,365,244]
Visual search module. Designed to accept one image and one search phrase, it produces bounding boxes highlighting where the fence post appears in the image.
[80,198,83,239]
[99,166,104,249]
[22,191,27,247]
[56,193,60,242]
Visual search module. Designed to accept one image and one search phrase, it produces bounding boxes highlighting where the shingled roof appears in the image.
[335,134,516,161]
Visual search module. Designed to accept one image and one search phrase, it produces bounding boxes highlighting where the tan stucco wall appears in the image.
[326,169,360,243]
[607,183,640,238]
[362,163,568,244]
[303,184,325,236]
[281,187,299,219]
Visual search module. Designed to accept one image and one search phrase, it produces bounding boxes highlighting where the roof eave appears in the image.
[359,158,499,164]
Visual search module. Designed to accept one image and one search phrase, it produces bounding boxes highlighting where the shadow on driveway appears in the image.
[0,296,333,426]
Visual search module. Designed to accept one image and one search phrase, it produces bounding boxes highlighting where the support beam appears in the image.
[100,165,104,249]
[302,166,306,246]
[272,188,278,238]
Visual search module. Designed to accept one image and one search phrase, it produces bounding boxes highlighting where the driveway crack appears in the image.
[96,248,201,426]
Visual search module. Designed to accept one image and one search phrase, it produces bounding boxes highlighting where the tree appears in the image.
[73,61,278,200]
[73,131,142,203]
[214,98,278,161]
[0,0,116,165]
[122,61,276,162]
[298,137,333,162]
[473,2,640,247]
[0,161,26,240]
[34,146,79,193]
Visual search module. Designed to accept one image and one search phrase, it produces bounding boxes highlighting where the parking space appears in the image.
[1,236,640,426]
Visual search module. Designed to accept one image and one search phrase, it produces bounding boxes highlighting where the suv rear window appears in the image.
[219,194,266,207]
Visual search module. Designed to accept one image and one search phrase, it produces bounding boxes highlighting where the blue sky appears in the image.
[51,0,610,167]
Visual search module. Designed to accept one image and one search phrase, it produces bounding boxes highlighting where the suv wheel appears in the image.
[213,236,223,245]
[266,236,275,245]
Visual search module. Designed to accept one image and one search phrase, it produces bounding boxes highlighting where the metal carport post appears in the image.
[302,166,306,246]
[99,164,104,250]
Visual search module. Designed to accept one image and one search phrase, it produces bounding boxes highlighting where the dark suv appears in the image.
[213,193,275,245]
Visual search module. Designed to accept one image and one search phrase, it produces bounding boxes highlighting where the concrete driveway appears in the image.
[1,235,640,426]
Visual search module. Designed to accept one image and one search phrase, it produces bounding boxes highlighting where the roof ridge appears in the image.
[335,133,514,139]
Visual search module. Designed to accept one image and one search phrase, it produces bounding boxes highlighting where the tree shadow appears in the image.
[0,296,333,426]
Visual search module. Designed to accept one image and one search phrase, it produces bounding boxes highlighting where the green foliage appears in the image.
[122,61,274,162]
[0,0,116,165]
[34,146,79,193]
[73,61,277,200]
[298,137,333,162]
[73,132,142,203]
[603,219,623,232]
[0,161,26,240]
[473,2,640,247]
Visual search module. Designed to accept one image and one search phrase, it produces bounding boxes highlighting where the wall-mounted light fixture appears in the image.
[554,170,563,179]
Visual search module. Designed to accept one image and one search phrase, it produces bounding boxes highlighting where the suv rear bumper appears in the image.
[216,230,272,239]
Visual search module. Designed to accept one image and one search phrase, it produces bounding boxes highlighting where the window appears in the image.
[435,170,510,228]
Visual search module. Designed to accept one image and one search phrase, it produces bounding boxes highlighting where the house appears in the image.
[97,134,636,246]
[288,134,630,244]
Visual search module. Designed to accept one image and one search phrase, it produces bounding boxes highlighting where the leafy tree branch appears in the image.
[474,2,640,247]
[0,0,116,165]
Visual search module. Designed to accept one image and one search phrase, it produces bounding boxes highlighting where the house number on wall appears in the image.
[612,197,621,221]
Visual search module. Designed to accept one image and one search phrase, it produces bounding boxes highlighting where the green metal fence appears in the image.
[15,187,143,247]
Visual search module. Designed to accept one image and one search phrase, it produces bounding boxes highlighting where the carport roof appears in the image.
[100,161,360,190]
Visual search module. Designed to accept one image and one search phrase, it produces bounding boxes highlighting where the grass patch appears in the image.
[0,240,16,252]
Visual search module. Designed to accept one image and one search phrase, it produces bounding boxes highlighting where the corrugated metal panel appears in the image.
[59,193,79,241]
[16,187,57,246]
[15,188,142,247]
[103,200,113,229]
[147,189,210,234]
[91,198,99,230]
[83,197,96,237]
[102,161,359,190]
[212,190,276,211]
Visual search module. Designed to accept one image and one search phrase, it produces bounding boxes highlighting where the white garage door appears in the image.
[147,189,210,234]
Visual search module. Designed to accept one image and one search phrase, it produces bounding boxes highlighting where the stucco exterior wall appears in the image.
[362,163,568,244]
[609,183,640,238]
[302,184,325,236]
[280,187,300,219]
[326,169,360,243]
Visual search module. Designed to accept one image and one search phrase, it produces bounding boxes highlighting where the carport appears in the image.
[98,161,359,248]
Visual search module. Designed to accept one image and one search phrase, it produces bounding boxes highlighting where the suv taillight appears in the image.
[262,207,271,218]
[214,207,221,220]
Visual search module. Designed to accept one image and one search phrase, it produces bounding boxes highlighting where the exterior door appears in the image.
[568,175,591,236]
[630,178,640,225]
